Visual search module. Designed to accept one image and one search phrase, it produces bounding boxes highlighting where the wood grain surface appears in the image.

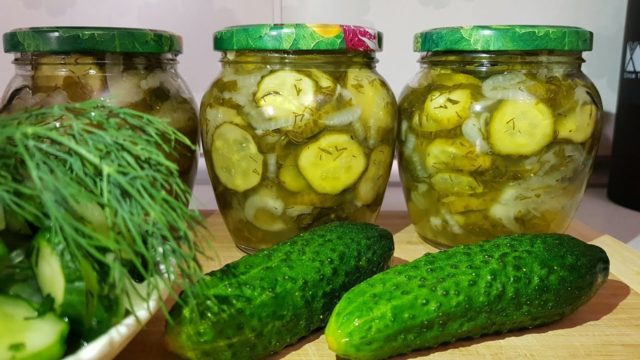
[115,212,640,359]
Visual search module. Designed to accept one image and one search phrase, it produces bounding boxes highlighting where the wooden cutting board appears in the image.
[116,212,640,359]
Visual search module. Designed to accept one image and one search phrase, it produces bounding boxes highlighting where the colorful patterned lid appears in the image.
[415,25,593,52]
[214,24,382,52]
[3,27,182,54]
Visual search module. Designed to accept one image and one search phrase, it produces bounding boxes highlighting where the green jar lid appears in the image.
[414,25,593,52]
[3,27,182,54]
[214,24,382,52]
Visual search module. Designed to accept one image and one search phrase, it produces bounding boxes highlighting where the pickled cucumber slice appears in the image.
[254,70,317,133]
[298,133,367,195]
[432,71,481,87]
[355,145,393,206]
[243,187,288,232]
[488,99,554,156]
[441,193,497,213]
[33,55,105,102]
[556,103,598,143]
[217,66,269,109]
[308,69,338,104]
[205,105,247,128]
[278,153,312,193]
[344,68,395,147]
[211,123,263,192]
[203,106,248,149]
[425,137,492,173]
[414,89,472,132]
[431,172,483,195]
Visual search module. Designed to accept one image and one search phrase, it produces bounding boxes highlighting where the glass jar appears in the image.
[201,24,397,252]
[1,27,199,187]
[397,25,602,248]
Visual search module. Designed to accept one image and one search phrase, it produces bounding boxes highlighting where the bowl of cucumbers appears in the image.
[0,100,204,360]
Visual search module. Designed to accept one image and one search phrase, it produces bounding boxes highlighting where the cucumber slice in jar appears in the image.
[211,123,264,192]
[202,105,248,150]
[344,68,395,147]
[431,172,483,195]
[355,145,393,206]
[441,193,497,213]
[307,69,338,105]
[298,133,367,195]
[254,70,322,141]
[255,70,316,117]
[278,153,312,193]
[0,295,69,360]
[431,71,481,87]
[33,55,105,102]
[425,137,492,173]
[556,103,598,143]
[488,99,554,155]
[413,89,472,132]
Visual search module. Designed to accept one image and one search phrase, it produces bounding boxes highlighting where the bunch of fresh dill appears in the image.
[0,99,204,311]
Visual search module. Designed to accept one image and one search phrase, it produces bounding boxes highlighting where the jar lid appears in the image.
[213,24,382,52]
[414,25,593,52]
[3,27,182,54]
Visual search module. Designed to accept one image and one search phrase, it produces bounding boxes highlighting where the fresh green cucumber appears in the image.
[0,295,69,360]
[165,221,394,360]
[32,229,123,341]
[325,233,609,360]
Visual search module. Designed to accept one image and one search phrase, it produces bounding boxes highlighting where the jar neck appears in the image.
[12,52,178,71]
[419,51,585,71]
[221,51,378,68]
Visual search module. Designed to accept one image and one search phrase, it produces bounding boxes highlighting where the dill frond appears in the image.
[0,99,205,315]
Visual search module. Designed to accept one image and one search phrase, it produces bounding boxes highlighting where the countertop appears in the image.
[114,211,640,359]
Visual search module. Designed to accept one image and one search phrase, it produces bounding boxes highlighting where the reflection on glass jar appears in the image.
[397,25,602,248]
[1,27,199,188]
[202,24,397,252]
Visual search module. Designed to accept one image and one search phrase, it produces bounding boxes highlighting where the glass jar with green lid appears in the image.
[202,24,397,252]
[397,25,602,248]
[1,27,199,187]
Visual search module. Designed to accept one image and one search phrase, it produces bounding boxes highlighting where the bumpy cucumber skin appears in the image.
[165,222,394,360]
[325,233,610,360]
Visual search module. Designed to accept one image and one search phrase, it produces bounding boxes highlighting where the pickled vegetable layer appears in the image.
[0,53,199,187]
[201,53,397,250]
[398,65,601,247]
